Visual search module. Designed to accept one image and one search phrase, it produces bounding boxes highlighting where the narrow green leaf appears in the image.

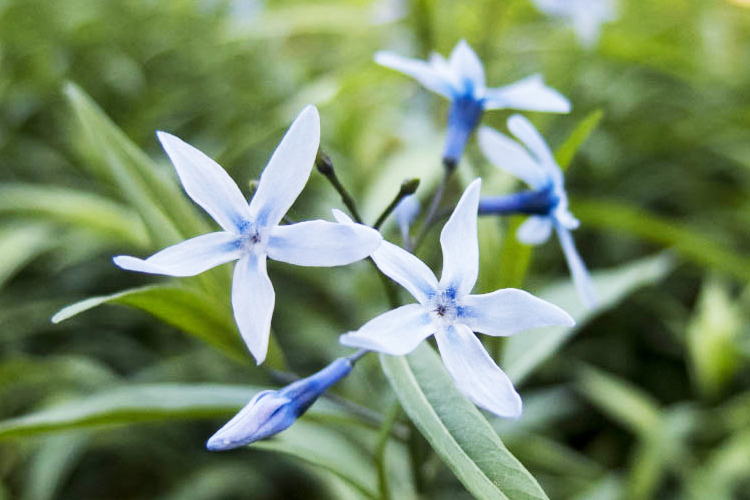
[574,198,750,282]
[254,420,379,499]
[0,183,149,248]
[555,110,604,170]
[52,285,249,364]
[576,365,661,436]
[0,384,261,439]
[22,431,90,500]
[0,223,55,289]
[503,252,674,384]
[380,344,549,500]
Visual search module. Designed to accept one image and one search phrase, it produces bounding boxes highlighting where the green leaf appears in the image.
[380,343,549,500]
[503,252,674,384]
[0,223,55,290]
[575,364,661,436]
[64,82,209,249]
[52,285,249,364]
[0,183,149,249]
[0,383,261,439]
[253,420,379,499]
[574,198,750,282]
[555,110,604,170]
[21,431,90,500]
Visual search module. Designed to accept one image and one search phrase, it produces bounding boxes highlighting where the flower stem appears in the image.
[413,162,455,251]
[316,150,363,223]
[373,178,420,230]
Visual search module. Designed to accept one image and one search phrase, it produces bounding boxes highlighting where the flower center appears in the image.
[238,223,267,255]
[429,289,459,325]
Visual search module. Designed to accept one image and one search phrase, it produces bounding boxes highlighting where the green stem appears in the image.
[375,401,401,500]
[373,178,420,230]
[316,150,363,223]
[413,165,454,251]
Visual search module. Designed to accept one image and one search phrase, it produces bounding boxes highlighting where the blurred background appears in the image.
[2,0,750,499]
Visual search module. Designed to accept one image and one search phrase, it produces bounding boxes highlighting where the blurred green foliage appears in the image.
[2,0,750,499]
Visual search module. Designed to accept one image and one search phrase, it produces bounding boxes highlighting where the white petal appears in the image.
[371,241,438,305]
[555,224,598,309]
[248,106,320,229]
[428,52,461,91]
[517,216,553,245]
[375,51,456,98]
[448,40,485,95]
[460,289,574,336]
[439,178,481,297]
[267,220,382,267]
[531,0,570,16]
[434,324,522,418]
[232,254,275,364]
[506,114,564,188]
[478,126,549,190]
[113,232,241,276]
[340,304,435,355]
[394,195,420,241]
[482,74,571,113]
[157,132,251,233]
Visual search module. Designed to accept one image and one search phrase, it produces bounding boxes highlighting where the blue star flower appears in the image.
[531,0,618,49]
[337,179,574,418]
[375,40,571,166]
[478,114,597,308]
[113,106,382,364]
[207,356,354,450]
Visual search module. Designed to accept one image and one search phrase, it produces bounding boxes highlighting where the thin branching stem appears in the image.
[373,178,420,230]
[316,150,363,223]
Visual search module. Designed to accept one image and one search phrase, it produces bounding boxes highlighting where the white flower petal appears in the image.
[448,40,485,95]
[267,220,382,267]
[478,126,549,190]
[434,324,522,418]
[375,51,456,98]
[113,232,241,276]
[371,241,438,305]
[429,52,461,91]
[340,304,435,355]
[157,132,251,233]
[439,178,481,297]
[517,216,553,245]
[232,254,275,364]
[482,74,571,113]
[460,288,574,336]
[507,115,559,178]
[248,105,320,229]
[555,224,598,309]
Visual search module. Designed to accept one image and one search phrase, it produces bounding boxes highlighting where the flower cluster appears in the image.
[114,39,596,449]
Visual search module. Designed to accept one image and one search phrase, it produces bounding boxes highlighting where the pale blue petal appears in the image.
[394,195,420,242]
[517,216,553,245]
[448,40,485,96]
[482,74,571,113]
[460,288,574,336]
[375,51,456,99]
[340,304,435,355]
[507,114,557,168]
[371,240,439,305]
[434,324,522,418]
[207,390,290,450]
[531,0,570,17]
[232,254,275,364]
[267,220,382,267]
[439,178,481,297]
[478,126,549,190]
[428,53,461,92]
[555,224,597,309]
[248,106,320,230]
[114,232,241,276]
[157,132,251,233]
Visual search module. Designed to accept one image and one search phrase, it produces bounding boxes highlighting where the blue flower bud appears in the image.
[478,183,559,216]
[443,96,484,168]
[207,357,353,451]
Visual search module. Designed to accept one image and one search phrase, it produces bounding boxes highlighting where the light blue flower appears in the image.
[394,194,420,244]
[531,0,618,49]
[337,179,574,418]
[207,357,354,450]
[375,40,570,166]
[114,106,382,364]
[478,114,598,308]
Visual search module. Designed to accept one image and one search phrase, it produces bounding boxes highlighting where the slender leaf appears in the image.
[555,110,604,170]
[0,183,149,248]
[52,285,249,364]
[0,223,55,289]
[380,343,549,500]
[503,252,674,384]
